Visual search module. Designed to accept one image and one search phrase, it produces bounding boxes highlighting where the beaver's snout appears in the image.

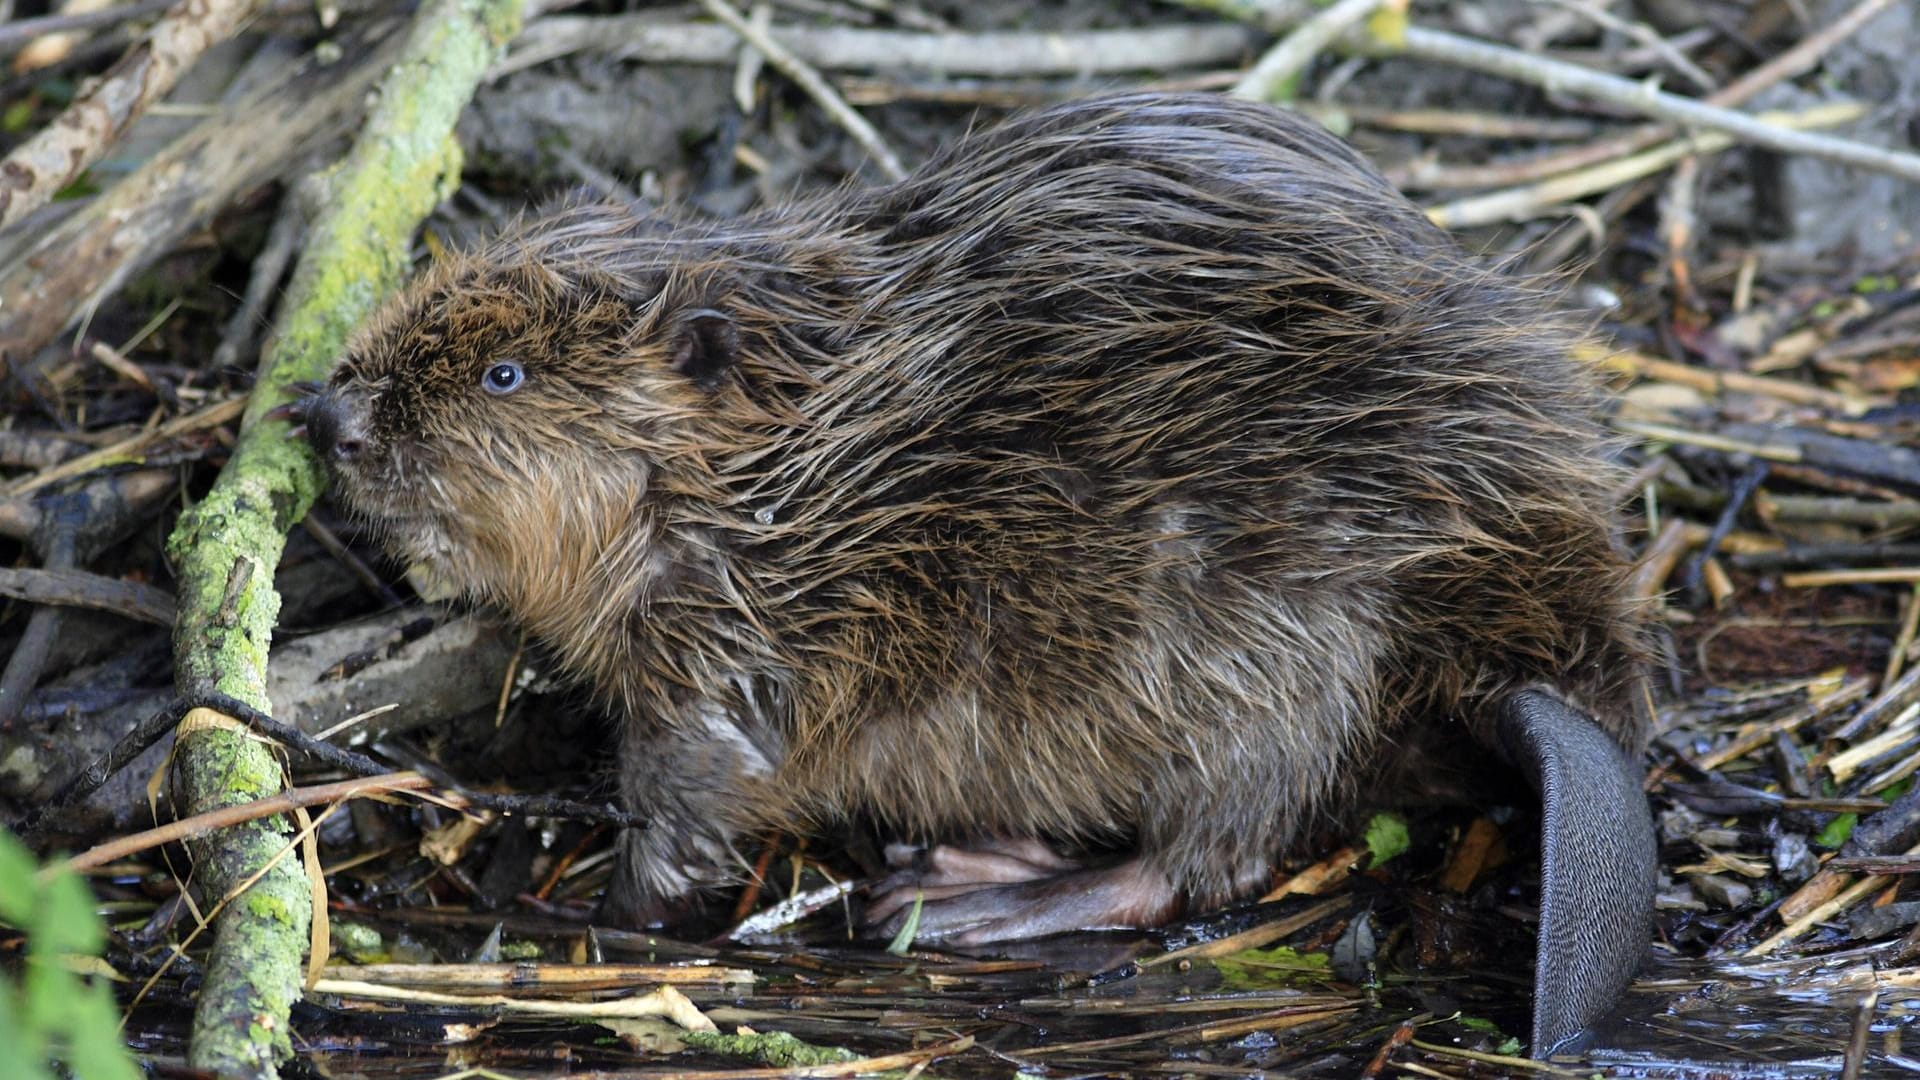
[304,389,369,465]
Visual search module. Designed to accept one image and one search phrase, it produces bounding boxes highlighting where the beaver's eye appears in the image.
[483,362,524,396]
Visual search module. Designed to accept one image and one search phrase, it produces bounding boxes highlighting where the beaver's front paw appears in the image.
[594,828,722,930]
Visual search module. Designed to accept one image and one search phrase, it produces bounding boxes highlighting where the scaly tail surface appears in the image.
[1496,689,1655,1056]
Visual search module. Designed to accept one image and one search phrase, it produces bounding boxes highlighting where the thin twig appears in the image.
[1885,585,1920,688]
[0,0,173,55]
[1408,1039,1589,1077]
[1340,104,1599,139]
[1612,418,1802,463]
[211,180,306,371]
[695,0,906,180]
[1709,0,1899,111]
[60,772,437,873]
[1629,518,1689,602]
[1690,676,1872,773]
[1785,568,1920,588]
[5,396,247,498]
[1426,102,1865,228]
[1232,0,1387,102]
[1534,0,1715,92]
[334,961,755,990]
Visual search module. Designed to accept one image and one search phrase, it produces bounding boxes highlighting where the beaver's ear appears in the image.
[668,307,738,386]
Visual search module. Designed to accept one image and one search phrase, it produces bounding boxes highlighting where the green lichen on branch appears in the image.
[682,1030,863,1068]
[162,1,525,1076]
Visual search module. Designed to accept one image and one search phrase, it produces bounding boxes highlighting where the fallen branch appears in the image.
[1181,0,1920,184]
[161,2,525,1075]
[0,565,176,624]
[637,1034,979,1079]
[331,961,756,990]
[696,0,906,180]
[1747,840,1920,956]
[1390,0,1898,192]
[1596,346,1884,416]
[310,979,718,1032]
[1393,24,1920,183]
[0,18,401,387]
[212,182,307,372]
[0,0,172,56]
[0,0,265,232]
[500,18,1265,79]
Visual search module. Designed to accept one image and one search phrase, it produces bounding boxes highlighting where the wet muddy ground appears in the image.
[6,0,1920,1076]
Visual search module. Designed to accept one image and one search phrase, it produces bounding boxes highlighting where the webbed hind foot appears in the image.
[865,845,1177,946]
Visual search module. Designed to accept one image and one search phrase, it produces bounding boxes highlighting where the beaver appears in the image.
[300,92,1656,1055]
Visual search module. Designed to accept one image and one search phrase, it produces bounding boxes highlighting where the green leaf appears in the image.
[56,981,139,1080]
[1364,4,1408,48]
[36,78,76,107]
[0,980,55,1080]
[1265,74,1303,103]
[1457,1015,1502,1033]
[0,100,32,135]
[38,870,104,955]
[20,961,68,1032]
[0,829,40,924]
[1364,813,1410,868]
[0,829,140,1080]
[1211,945,1332,989]
[1816,812,1858,849]
[885,894,923,956]
[52,175,101,202]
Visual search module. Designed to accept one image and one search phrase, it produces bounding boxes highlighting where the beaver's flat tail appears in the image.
[1496,689,1655,1057]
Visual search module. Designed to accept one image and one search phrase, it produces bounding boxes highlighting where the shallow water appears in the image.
[116,906,1920,1078]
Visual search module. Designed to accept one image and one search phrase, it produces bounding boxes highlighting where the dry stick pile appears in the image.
[1,0,1919,1076]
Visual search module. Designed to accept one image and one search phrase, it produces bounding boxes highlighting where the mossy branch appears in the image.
[162,2,524,1076]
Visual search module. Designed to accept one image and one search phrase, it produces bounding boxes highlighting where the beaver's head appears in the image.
[302,205,744,629]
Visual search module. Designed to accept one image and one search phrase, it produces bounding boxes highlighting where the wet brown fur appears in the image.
[321,93,1649,922]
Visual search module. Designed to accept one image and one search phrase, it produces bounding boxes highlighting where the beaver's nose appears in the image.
[305,391,368,463]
